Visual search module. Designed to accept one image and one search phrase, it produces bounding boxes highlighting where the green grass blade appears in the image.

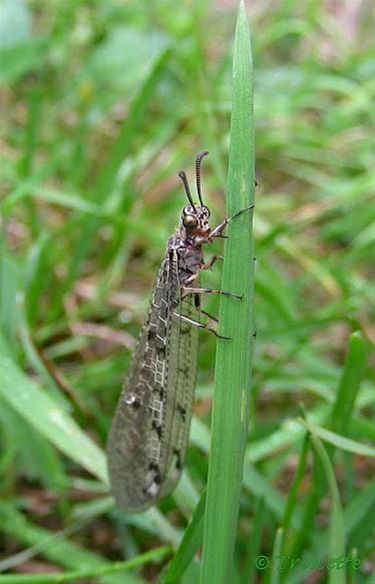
[191,418,290,521]
[162,492,206,583]
[270,527,283,584]
[0,244,20,347]
[244,497,266,584]
[0,333,108,484]
[0,546,171,583]
[287,443,325,561]
[1,158,60,213]
[0,502,107,572]
[281,433,310,539]
[330,331,367,436]
[200,2,255,583]
[299,419,375,457]
[284,478,375,584]
[309,433,345,584]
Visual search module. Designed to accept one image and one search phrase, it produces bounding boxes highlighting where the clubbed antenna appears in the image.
[195,150,209,205]
[178,170,196,211]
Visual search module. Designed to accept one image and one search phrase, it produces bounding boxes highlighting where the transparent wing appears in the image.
[106,252,198,511]
[157,290,198,498]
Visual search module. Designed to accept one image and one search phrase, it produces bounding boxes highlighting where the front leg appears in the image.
[207,203,255,242]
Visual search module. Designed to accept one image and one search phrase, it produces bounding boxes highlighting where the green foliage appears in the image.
[1,0,374,582]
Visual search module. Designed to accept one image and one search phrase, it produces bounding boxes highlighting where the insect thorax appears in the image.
[168,234,204,285]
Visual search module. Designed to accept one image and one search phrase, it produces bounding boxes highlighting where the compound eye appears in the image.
[183,214,198,229]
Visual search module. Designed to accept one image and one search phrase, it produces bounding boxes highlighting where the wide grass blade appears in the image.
[0,502,107,572]
[0,333,108,484]
[200,2,255,583]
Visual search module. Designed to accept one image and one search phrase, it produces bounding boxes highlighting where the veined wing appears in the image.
[157,273,198,500]
[106,250,198,512]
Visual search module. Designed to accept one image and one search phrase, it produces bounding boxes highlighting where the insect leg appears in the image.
[173,311,230,340]
[182,286,243,300]
[202,255,224,270]
[207,203,255,241]
[194,293,219,323]
[200,308,219,323]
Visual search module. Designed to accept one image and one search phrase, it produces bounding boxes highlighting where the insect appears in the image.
[107,151,249,512]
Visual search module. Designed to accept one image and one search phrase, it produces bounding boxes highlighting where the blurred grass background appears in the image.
[0,0,374,582]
